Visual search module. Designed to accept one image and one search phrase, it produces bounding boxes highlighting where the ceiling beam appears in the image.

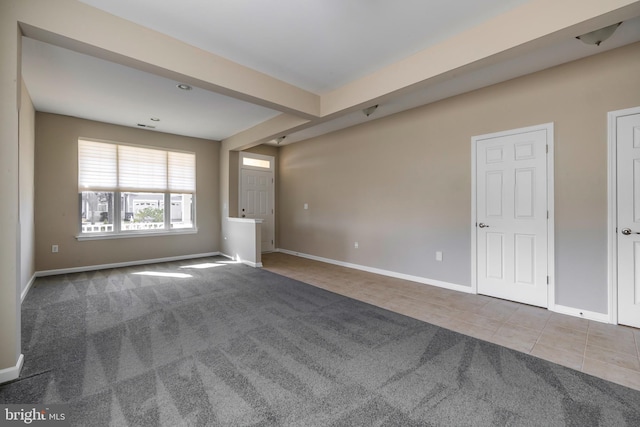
[14,0,321,119]
[321,0,640,117]
[222,114,310,152]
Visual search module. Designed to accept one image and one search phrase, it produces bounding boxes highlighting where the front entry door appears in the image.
[474,124,551,307]
[615,108,640,328]
[240,168,274,252]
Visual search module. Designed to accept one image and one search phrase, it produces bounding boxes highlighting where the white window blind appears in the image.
[78,139,195,192]
[168,151,196,192]
[118,145,167,191]
[78,140,117,190]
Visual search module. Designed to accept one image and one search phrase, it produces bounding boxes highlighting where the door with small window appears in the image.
[240,153,275,252]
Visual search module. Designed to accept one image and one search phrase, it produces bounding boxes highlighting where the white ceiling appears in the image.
[285,16,640,144]
[20,1,640,144]
[77,0,529,93]
[21,37,280,140]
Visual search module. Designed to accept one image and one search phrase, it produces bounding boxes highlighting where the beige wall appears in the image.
[19,79,35,295]
[35,113,220,271]
[228,151,240,218]
[0,12,21,376]
[279,42,640,314]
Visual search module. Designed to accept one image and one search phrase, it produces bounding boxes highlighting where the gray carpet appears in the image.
[1,256,639,426]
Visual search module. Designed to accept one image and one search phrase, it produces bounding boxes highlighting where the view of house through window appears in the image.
[171,193,194,229]
[78,139,196,236]
[81,191,114,233]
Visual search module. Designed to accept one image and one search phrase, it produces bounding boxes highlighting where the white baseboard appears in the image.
[220,253,263,268]
[550,304,610,324]
[275,250,619,322]
[276,249,472,294]
[0,354,23,384]
[246,261,264,268]
[20,274,36,304]
[35,252,221,277]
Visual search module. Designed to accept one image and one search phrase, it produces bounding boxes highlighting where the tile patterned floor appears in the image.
[261,252,640,391]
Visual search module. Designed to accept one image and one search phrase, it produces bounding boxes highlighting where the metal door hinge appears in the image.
[547,276,549,285]
[546,145,549,154]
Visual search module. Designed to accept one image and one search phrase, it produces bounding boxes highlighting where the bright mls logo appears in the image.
[0,405,69,426]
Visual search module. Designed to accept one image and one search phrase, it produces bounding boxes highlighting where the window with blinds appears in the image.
[78,139,196,236]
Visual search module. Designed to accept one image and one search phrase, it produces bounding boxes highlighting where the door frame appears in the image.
[607,105,640,325]
[471,122,555,308]
[239,152,275,252]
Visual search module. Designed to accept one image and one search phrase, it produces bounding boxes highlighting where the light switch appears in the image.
[436,251,443,261]
[304,203,309,210]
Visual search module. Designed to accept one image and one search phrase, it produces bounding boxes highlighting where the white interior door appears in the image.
[475,125,550,307]
[616,110,640,328]
[240,167,274,252]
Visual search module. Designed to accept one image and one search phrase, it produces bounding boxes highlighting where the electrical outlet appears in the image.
[304,203,309,210]
[52,245,59,253]
[436,251,443,261]
[354,242,359,249]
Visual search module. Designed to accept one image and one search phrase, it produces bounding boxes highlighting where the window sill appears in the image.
[76,228,197,241]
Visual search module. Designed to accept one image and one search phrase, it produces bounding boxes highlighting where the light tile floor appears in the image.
[261,252,640,391]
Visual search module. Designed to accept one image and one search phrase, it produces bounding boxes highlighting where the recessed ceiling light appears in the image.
[150,117,160,122]
[176,83,192,91]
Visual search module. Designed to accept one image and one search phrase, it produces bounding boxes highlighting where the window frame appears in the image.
[77,138,197,240]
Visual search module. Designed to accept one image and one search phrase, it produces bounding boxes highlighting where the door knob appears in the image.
[478,223,489,228]
[621,228,639,235]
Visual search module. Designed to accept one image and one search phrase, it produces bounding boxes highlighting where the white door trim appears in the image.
[607,105,640,325]
[471,123,555,308]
